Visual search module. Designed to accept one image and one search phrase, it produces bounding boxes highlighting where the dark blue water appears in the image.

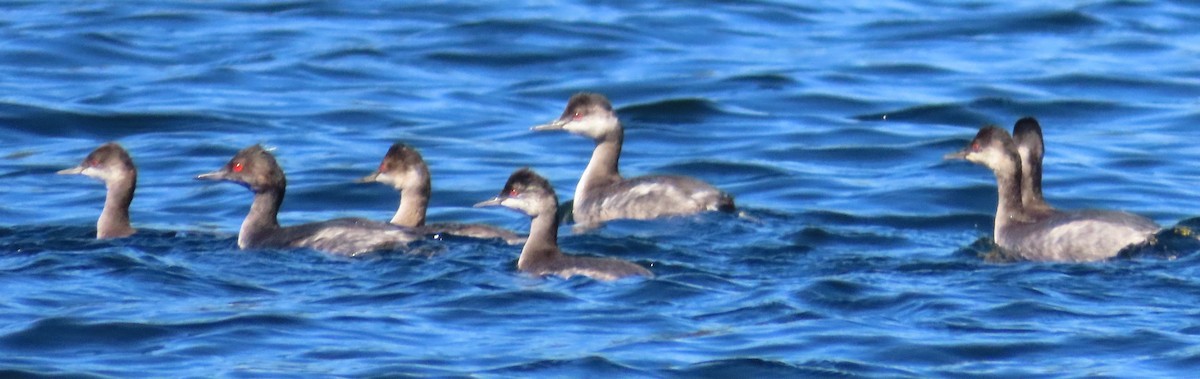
[2,1,1200,377]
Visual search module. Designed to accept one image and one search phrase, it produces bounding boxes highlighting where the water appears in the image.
[2,1,1200,377]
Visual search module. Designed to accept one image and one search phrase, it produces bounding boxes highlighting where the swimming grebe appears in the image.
[360,142,525,244]
[531,92,735,229]
[475,168,652,281]
[58,142,136,239]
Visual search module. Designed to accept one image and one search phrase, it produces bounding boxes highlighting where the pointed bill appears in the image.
[57,166,85,175]
[530,119,569,131]
[473,197,504,208]
[357,171,381,184]
[196,170,228,181]
[943,150,969,160]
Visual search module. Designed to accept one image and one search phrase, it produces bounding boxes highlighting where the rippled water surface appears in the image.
[3,1,1200,377]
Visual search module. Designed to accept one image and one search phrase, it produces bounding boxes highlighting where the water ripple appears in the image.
[1,1,1199,377]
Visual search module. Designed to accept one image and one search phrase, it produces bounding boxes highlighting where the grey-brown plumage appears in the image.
[1012,117,1052,212]
[197,145,419,256]
[360,142,525,245]
[946,126,1158,262]
[58,142,137,239]
[474,168,652,281]
[531,93,735,229]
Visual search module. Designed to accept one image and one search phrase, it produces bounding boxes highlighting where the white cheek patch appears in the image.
[993,151,1016,172]
[971,149,1009,171]
[565,114,618,138]
[402,169,424,188]
[1017,146,1033,167]
[501,197,533,215]
[81,166,112,181]
[563,118,593,133]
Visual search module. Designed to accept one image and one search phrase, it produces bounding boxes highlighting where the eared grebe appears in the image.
[475,168,652,281]
[197,145,420,256]
[1012,117,1052,212]
[946,126,1158,262]
[360,142,525,245]
[531,92,734,229]
[58,142,136,239]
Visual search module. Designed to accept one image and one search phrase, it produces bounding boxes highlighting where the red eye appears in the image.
[87,159,98,167]
[572,112,582,120]
[971,142,980,152]
[379,162,389,172]
[232,162,244,173]
[508,189,519,197]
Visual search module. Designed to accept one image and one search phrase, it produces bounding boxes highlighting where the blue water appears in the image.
[2,1,1200,377]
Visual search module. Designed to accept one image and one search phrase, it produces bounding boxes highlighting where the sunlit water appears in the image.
[2,1,1200,377]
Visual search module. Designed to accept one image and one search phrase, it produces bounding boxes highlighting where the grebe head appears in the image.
[196,144,285,193]
[945,126,1020,171]
[474,168,558,217]
[359,142,429,191]
[1012,117,1044,165]
[58,142,136,183]
[531,92,619,141]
